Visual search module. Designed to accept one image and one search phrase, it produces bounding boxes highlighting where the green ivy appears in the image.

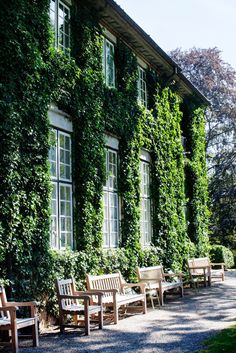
[149,86,189,270]
[185,103,210,255]
[0,1,209,309]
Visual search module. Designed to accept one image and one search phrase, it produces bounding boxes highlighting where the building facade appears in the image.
[0,0,209,302]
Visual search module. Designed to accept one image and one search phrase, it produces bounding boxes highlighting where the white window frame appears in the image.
[49,125,73,250]
[138,66,147,108]
[140,153,152,246]
[59,182,73,249]
[103,139,119,248]
[50,0,71,53]
[103,38,116,88]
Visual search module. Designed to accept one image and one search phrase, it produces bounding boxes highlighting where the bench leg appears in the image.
[59,311,65,333]
[143,296,147,314]
[11,325,19,353]
[84,308,90,335]
[113,302,119,324]
[32,318,39,347]
[159,291,164,306]
[99,308,103,330]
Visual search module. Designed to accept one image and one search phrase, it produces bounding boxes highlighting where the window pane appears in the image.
[103,192,109,247]
[60,184,72,249]
[103,39,115,87]
[108,150,117,190]
[58,1,70,52]
[50,183,58,248]
[140,160,151,245]
[50,0,56,26]
[138,66,147,107]
[49,129,57,178]
[103,150,119,248]
[49,128,73,250]
[109,193,118,247]
[59,132,71,180]
[51,0,70,52]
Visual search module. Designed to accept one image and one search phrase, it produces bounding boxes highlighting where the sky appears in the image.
[115,0,236,70]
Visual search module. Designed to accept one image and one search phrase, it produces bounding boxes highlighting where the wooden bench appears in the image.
[187,257,225,287]
[0,286,39,353]
[136,265,184,306]
[86,272,147,324]
[56,278,103,335]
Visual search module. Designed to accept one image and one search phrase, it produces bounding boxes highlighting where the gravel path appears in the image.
[15,271,236,352]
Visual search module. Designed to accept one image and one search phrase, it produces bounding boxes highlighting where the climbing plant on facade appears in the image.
[0,0,209,306]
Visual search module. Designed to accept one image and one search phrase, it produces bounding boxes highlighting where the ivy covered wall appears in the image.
[0,0,209,308]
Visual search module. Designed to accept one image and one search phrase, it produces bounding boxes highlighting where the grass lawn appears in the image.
[199,324,236,353]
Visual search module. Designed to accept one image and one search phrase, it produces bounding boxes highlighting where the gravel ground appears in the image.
[4,271,236,353]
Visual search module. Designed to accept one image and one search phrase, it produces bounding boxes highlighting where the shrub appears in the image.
[210,244,234,269]
[231,249,236,269]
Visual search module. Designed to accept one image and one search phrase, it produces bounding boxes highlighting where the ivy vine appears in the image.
[0,1,209,306]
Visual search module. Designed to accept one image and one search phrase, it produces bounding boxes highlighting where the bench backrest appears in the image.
[188,257,210,274]
[0,287,10,321]
[86,272,123,296]
[137,266,164,283]
[56,278,77,310]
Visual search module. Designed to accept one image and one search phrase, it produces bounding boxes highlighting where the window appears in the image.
[49,129,73,249]
[50,0,70,53]
[103,38,115,88]
[103,149,119,248]
[137,66,147,107]
[140,160,152,245]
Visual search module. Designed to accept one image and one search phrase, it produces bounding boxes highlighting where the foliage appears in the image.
[150,86,189,270]
[0,1,209,312]
[170,47,236,247]
[210,244,234,269]
[0,0,79,300]
[210,168,236,248]
[185,102,210,255]
[69,3,105,252]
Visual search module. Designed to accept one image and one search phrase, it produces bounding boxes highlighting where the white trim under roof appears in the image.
[137,56,148,69]
[103,26,117,43]
[48,104,72,132]
[64,0,72,6]
[141,149,151,163]
[104,134,119,150]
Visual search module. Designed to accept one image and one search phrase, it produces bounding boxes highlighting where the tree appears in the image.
[170,47,236,247]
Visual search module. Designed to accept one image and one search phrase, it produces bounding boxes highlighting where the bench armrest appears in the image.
[7,301,37,308]
[0,305,17,312]
[163,273,182,278]
[122,282,146,293]
[59,294,91,301]
[74,290,103,298]
[210,262,224,266]
[74,290,103,305]
[138,278,159,281]
[6,301,37,316]
[87,288,119,294]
